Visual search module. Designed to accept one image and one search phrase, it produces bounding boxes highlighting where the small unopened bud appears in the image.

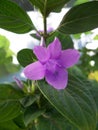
[40,37,46,47]
[14,77,23,89]
[47,27,53,33]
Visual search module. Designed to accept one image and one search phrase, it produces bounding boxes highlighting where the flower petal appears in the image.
[45,67,68,90]
[34,46,50,63]
[58,49,80,68]
[46,59,57,73]
[24,61,45,80]
[47,37,61,58]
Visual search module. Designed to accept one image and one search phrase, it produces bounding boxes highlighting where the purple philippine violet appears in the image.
[24,38,80,90]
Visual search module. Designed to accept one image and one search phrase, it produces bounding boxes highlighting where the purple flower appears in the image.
[24,38,80,90]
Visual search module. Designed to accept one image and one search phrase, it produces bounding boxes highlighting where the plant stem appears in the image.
[43,0,47,43]
[44,15,47,34]
[43,15,47,43]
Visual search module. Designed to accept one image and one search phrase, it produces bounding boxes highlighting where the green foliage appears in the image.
[37,74,97,130]
[0,35,20,77]
[87,80,98,112]
[0,0,34,34]
[0,84,24,122]
[76,45,98,76]
[21,95,40,108]
[13,113,26,129]
[35,112,78,130]
[0,120,24,130]
[94,35,98,40]
[47,31,74,49]
[58,1,98,34]
[74,0,89,5]
[78,48,92,76]
[24,106,45,126]
[29,0,70,17]
[92,52,98,71]
[0,35,12,64]
[14,89,79,130]
[17,49,36,67]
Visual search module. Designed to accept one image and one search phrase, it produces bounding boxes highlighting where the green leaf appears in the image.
[87,80,98,113]
[30,33,40,40]
[0,101,21,122]
[72,33,81,39]
[5,63,21,74]
[0,35,10,49]
[29,0,70,16]
[0,35,13,64]
[0,35,20,75]
[94,35,98,40]
[17,49,36,67]
[0,84,24,122]
[24,105,45,126]
[58,1,98,34]
[47,31,73,49]
[0,0,34,34]
[0,84,24,100]
[77,79,98,129]
[0,120,24,130]
[74,0,89,5]
[37,74,97,130]
[21,94,40,107]
[35,112,78,130]
[13,113,26,129]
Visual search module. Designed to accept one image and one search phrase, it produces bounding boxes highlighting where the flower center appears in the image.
[46,59,61,73]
